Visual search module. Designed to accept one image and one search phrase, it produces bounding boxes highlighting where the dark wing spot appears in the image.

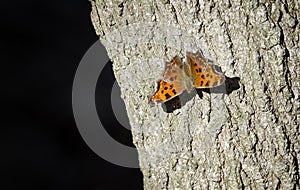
[161,90,164,94]
[206,74,210,78]
[170,84,174,89]
[201,74,205,79]
[165,93,171,100]
[200,81,204,86]
[195,68,199,73]
[205,80,210,87]
[172,89,176,95]
[199,68,202,72]
[172,70,177,73]
[170,77,174,81]
[164,87,168,90]
[194,63,197,66]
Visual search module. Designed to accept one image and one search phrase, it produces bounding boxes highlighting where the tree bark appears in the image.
[90,0,300,189]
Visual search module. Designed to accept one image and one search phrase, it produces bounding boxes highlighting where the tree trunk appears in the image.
[90,0,300,189]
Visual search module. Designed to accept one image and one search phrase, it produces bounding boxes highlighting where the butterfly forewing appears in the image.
[186,51,225,89]
[149,55,186,104]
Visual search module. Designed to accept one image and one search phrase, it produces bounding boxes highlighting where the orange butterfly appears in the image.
[149,51,225,104]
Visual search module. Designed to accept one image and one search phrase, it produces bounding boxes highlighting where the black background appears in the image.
[1,0,143,189]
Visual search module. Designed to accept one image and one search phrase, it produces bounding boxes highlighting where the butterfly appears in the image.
[149,51,225,105]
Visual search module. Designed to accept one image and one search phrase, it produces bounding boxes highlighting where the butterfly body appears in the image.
[149,51,225,105]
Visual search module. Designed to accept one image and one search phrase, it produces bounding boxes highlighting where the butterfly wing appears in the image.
[149,56,186,104]
[186,51,225,88]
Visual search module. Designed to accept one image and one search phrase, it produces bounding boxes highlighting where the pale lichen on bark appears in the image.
[90,0,300,189]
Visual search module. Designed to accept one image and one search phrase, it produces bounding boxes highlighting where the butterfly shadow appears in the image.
[161,76,240,113]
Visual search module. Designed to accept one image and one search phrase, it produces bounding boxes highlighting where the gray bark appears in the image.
[90,0,300,189]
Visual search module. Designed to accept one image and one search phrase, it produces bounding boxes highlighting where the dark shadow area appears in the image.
[0,1,143,190]
[200,76,240,95]
[96,60,135,147]
[162,76,240,113]
[162,90,197,113]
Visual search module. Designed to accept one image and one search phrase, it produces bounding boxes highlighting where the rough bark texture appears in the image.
[90,0,300,189]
